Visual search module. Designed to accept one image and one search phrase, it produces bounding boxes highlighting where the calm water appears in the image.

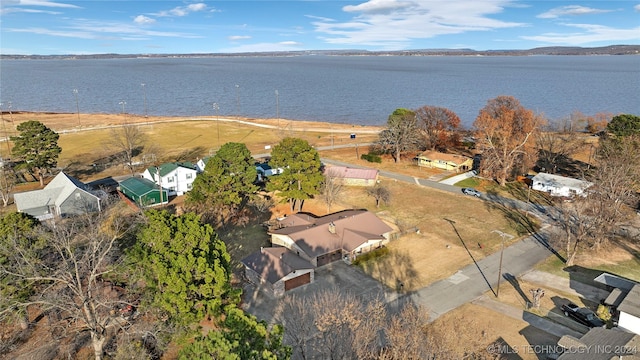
[1,56,638,127]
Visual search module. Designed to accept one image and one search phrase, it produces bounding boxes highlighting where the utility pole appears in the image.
[492,230,514,297]
[213,102,220,149]
[73,89,80,125]
[0,103,9,155]
[141,83,148,118]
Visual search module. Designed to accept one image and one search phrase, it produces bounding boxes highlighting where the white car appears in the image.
[462,188,481,197]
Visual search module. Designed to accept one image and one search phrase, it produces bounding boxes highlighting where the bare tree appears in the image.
[536,119,586,174]
[0,162,16,207]
[279,289,386,360]
[0,200,140,360]
[474,96,545,186]
[367,184,391,208]
[415,105,462,151]
[106,125,147,175]
[321,170,344,213]
[377,109,421,163]
[379,303,431,359]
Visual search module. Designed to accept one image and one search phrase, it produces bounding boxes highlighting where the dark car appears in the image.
[561,302,606,328]
[462,188,481,197]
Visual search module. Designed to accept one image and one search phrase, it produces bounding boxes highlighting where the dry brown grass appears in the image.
[431,303,560,360]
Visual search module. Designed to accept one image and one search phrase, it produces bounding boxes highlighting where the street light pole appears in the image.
[73,89,80,125]
[213,102,220,149]
[141,83,148,118]
[492,230,514,297]
[235,84,240,117]
[275,90,279,129]
[119,101,126,123]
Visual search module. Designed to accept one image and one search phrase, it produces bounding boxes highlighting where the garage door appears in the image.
[316,250,343,267]
[284,272,311,291]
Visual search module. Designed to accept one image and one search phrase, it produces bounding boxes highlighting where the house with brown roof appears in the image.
[324,166,378,187]
[241,247,315,297]
[415,150,472,172]
[270,209,394,267]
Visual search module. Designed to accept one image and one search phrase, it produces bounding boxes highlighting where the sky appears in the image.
[1,0,639,55]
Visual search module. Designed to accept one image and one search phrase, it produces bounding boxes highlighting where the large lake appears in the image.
[1,55,638,127]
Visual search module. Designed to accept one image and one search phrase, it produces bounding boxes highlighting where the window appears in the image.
[167,177,174,183]
[187,183,193,190]
[186,173,193,179]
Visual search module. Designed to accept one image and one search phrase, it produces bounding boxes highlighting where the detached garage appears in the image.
[242,247,315,297]
[118,177,168,207]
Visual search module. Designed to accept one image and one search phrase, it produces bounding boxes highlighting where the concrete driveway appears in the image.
[241,260,401,324]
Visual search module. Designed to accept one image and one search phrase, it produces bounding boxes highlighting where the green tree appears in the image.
[266,138,323,212]
[10,120,62,186]
[179,306,290,360]
[607,114,640,137]
[186,142,258,225]
[131,210,238,327]
[376,108,421,163]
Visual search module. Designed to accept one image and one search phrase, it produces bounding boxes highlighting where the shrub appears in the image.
[352,246,389,265]
[361,153,382,163]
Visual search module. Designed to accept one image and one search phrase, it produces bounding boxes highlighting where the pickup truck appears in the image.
[561,302,605,328]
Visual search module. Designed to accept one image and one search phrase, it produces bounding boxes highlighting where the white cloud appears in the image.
[154,3,208,17]
[522,23,640,45]
[312,0,524,49]
[15,0,79,8]
[134,15,155,25]
[0,7,61,14]
[228,35,251,41]
[537,5,612,19]
[343,0,416,14]
[635,4,640,12]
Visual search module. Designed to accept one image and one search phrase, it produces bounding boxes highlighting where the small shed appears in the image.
[324,166,378,186]
[242,247,315,297]
[118,177,168,207]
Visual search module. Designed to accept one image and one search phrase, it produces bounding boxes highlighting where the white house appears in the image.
[142,162,198,196]
[256,162,284,182]
[531,172,593,197]
[195,157,210,173]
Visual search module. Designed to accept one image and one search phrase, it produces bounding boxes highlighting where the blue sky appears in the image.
[1,0,639,55]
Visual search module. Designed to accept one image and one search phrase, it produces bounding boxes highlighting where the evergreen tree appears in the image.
[10,120,62,186]
[607,114,640,138]
[186,142,258,225]
[266,137,323,212]
[131,210,238,327]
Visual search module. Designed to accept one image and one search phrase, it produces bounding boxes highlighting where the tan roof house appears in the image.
[270,209,394,267]
[241,247,315,297]
[415,151,472,172]
[324,166,378,187]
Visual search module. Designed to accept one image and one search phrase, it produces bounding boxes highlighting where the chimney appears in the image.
[328,222,336,234]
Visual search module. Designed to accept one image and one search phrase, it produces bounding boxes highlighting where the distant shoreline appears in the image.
[2,45,639,59]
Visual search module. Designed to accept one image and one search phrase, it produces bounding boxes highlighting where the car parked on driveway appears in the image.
[561,302,606,328]
[462,188,481,197]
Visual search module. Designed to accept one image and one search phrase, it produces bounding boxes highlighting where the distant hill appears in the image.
[2,45,639,60]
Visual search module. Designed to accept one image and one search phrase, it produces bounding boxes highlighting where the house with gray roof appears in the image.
[556,327,639,359]
[241,247,314,297]
[142,162,198,196]
[270,209,394,267]
[14,172,105,221]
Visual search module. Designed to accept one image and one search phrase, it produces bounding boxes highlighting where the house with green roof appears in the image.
[118,177,168,207]
[141,162,198,196]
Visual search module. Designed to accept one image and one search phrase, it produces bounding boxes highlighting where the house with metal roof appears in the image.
[241,247,315,297]
[415,150,473,172]
[324,165,378,187]
[141,162,198,196]
[14,172,105,221]
[118,177,168,207]
[270,209,394,267]
[531,172,593,198]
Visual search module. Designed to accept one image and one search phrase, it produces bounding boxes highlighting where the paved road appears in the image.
[409,226,556,322]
